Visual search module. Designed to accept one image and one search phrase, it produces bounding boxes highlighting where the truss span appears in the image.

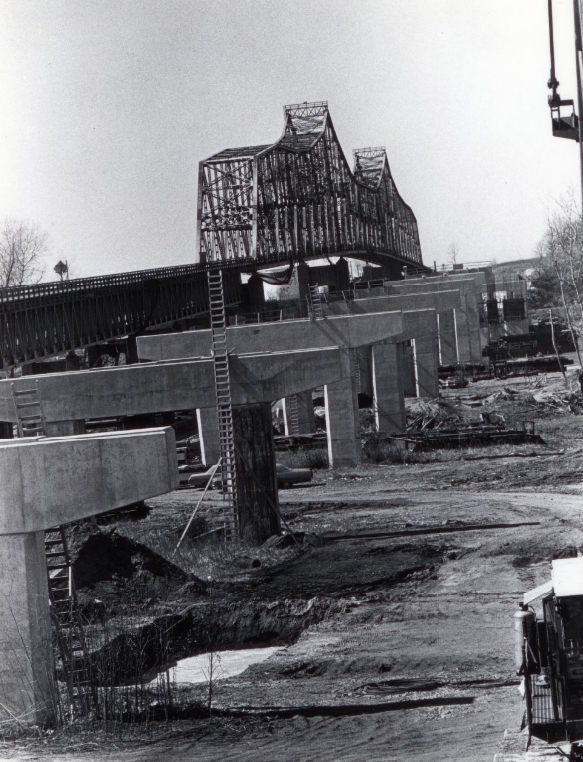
[198,101,423,269]
[0,262,243,369]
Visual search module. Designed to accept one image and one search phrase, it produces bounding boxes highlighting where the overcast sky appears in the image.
[0,0,580,279]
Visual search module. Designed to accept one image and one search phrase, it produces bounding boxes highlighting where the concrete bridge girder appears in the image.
[0,348,345,424]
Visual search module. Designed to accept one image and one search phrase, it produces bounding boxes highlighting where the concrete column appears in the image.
[196,407,220,466]
[296,262,311,304]
[372,343,406,434]
[232,402,280,544]
[414,332,440,398]
[44,420,86,437]
[0,532,55,725]
[324,349,360,468]
[283,392,315,435]
[455,294,483,365]
[247,273,265,306]
[402,343,417,397]
[355,347,373,398]
[438,310,458,366]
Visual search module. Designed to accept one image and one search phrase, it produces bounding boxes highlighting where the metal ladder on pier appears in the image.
[208,269,239,541]
[307,284,323,320]
[11,382,93,716]
[287,395,300,436]
[44,528,94,715]
[12,382,46,438]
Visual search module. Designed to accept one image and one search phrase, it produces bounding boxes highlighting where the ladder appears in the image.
[45,527,94,716]
[287,395,300,436]
[11,383,93,716]
[307,284,323,320]
[12,382,46,437]
[207,269,239,540]
[355,352,362,396]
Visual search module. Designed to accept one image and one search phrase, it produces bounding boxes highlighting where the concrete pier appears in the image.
[414,331,440,398]
[438,310,458,365]
[325,350,360,468]
[136,311,404,467]
[0,531,54,725]
[0,428,178,725]
[387,275,485,364]
[402,343,417,397]
[283,391,315,435]
[196,407,220,465]
[233,403,280,543]
[372,343,406,434]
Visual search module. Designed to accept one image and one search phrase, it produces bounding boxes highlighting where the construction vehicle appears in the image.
[516,558,583,745]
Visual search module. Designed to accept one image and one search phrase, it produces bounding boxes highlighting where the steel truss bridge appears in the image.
[0,101,424,370]
[198,101,423,269]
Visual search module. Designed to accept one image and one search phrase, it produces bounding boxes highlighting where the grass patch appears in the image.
[278,448,329,470]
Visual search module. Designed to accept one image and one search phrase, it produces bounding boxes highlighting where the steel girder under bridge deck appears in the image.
[198,101,426,271]
[0,261,245,370]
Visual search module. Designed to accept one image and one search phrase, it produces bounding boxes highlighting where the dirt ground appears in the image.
[7,372,583,762]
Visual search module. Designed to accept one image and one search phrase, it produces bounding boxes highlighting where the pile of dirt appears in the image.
[69,525,194,588]
[67,525,207,616]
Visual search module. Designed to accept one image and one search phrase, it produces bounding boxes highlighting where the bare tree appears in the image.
[447,242,459,266]
[539,194,583,369]
[0,219,47,287]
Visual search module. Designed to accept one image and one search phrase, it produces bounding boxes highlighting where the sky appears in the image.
[0,0,581,279]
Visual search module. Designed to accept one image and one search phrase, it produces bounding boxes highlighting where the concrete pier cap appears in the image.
[0,427,178,727]
[136,311,405,470]
[0,348,345,422]
[0,428,178,533]
[136,310,405,361]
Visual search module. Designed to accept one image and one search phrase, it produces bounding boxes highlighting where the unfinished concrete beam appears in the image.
[44,420,86,437]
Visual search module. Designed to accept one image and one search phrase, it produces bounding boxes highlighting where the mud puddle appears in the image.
[153,646,285,685]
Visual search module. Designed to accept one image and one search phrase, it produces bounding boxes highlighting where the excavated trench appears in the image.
[81,596,345,686]
[68,518,467,695]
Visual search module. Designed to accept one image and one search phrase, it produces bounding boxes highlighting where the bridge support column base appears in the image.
[0,531,55,726]
[414,333,440,398]
[196,408,220,466]
[233,403,280,544]
[438,310,458,366]
[402,343,417,397]
[283,391,316,435]
[324,349,360,469]
[372,343,406,435]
